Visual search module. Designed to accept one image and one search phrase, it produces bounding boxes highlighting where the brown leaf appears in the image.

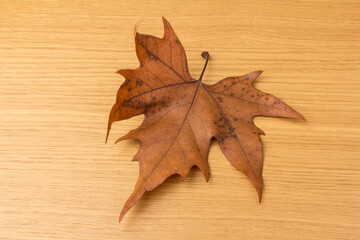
[106,17,304,222]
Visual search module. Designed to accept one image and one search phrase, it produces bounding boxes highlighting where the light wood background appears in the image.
[1,1,359,239]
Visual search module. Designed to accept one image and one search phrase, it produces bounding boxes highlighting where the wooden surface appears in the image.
[1,1,359,239]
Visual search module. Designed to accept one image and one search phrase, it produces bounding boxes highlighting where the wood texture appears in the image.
[0,0,359,239]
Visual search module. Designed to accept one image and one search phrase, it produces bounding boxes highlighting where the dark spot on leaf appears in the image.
[136,79,143,86]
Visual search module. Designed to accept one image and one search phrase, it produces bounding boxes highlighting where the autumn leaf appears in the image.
[106,17,304,222]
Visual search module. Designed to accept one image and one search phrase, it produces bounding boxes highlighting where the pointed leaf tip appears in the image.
[290,109,305,121]
[258,190,263,204]
[256,184,263,203]
[119,212,125,223]
[253,70,263,80]
[162,16,169,23]
[162,16,170,28]
[298,113,306,121]
[105,122,111,144]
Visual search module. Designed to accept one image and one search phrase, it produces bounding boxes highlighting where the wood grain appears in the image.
[0,0,359,239]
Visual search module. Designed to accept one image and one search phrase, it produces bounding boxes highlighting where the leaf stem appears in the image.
[198,51,209,82]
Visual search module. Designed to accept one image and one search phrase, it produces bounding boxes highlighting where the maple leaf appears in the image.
[106,17,304,222]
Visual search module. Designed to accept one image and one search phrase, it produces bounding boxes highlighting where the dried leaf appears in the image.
[106,17,304,222]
